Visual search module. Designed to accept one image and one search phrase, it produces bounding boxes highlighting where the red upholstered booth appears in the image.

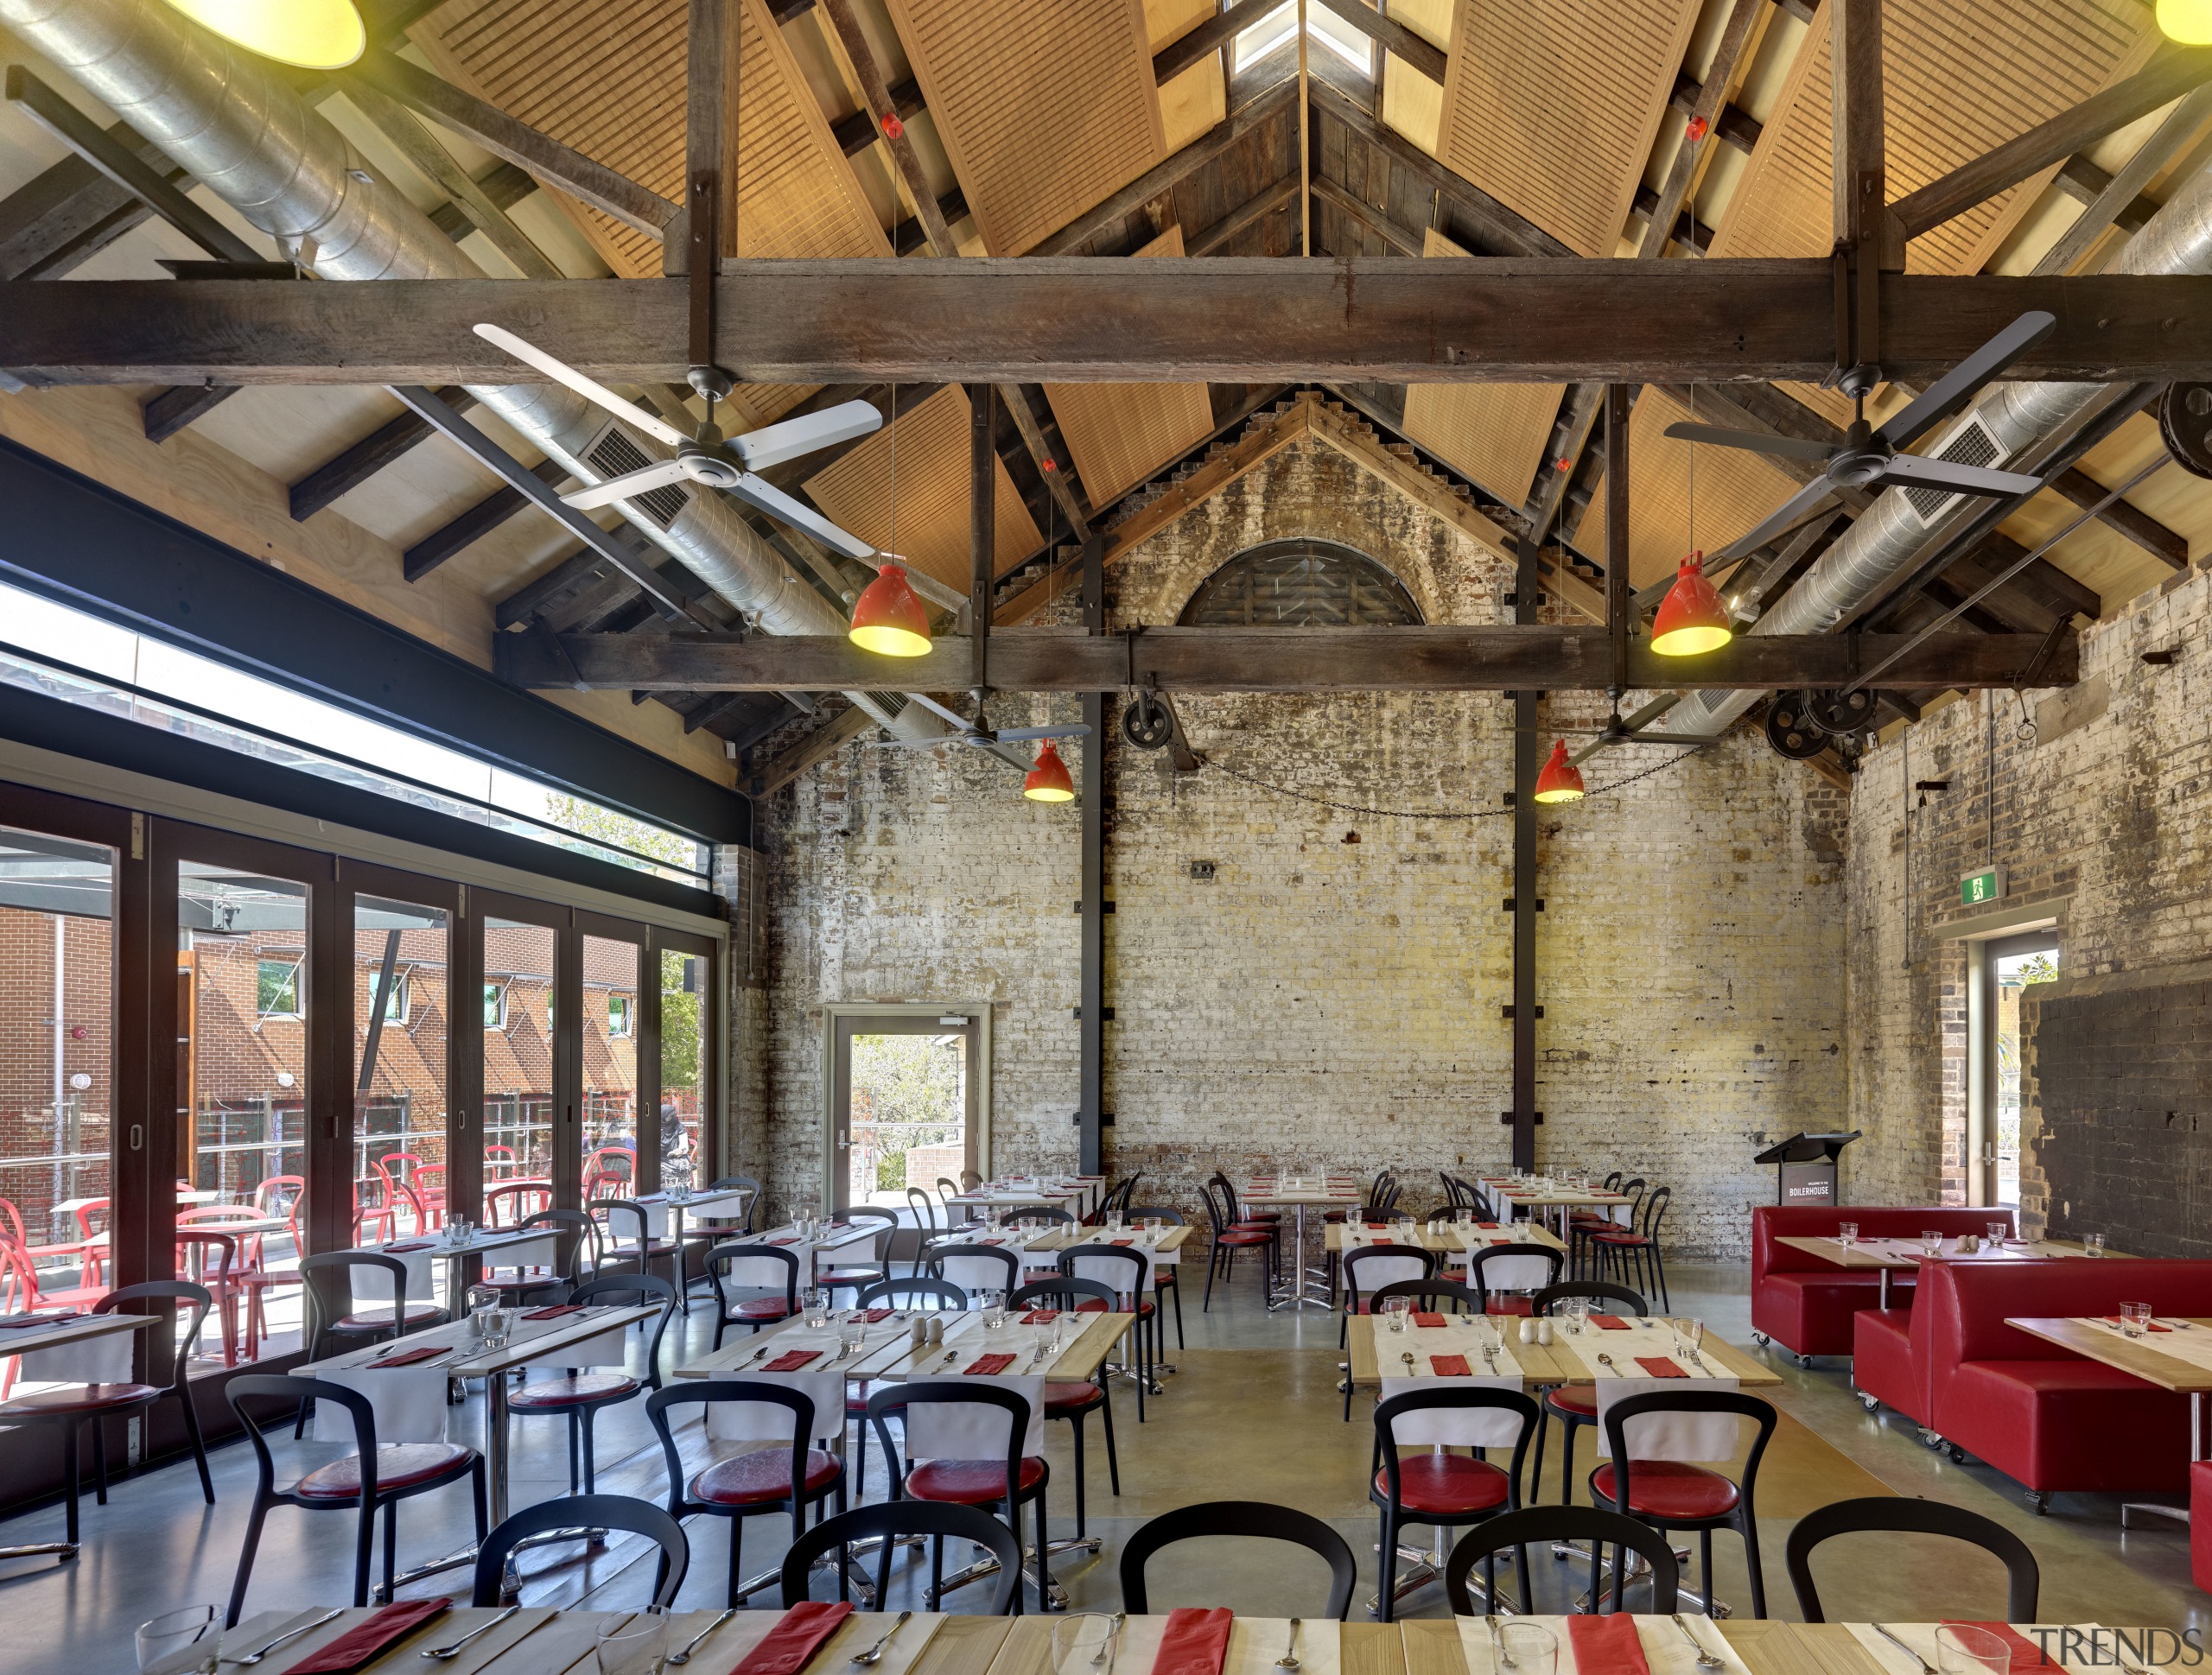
[1751,1206,2013,1362]
[1899,1257,2212,1512]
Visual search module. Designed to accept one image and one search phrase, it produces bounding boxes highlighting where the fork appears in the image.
[1872,1624,1938,1675]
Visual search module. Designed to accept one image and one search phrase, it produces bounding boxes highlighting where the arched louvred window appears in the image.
[1177,538,1422,626]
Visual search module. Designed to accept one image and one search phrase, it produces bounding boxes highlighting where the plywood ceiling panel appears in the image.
[1043,227,1216,508]
[1710,0,2152,274]
[1571,389,1803,589]
[1400,230,1563,509]
[804,385,1045,594]
[1435,0,1701,257]
[883,0,1166,255]
[425,0,889,275]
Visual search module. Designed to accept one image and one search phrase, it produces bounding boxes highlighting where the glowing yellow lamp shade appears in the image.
[1649,551,1734,657]
[162,0,367,69]
[1023,742,1076,803]
[1532,739,1586,804]
[849,563,932,657]
[2158,0,2212,44]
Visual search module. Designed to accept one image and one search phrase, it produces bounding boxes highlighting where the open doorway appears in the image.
[826,1009,985,1214]
[1973,931,2059,1207]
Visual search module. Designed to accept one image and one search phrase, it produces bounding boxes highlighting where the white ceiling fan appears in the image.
[474,322,881,558]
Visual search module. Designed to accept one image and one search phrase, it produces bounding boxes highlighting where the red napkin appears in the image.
[766,1236,798,1246]
[384,1241,433,1253]
[2101,1316,2173,1331]
[1152,1607,1234,1675]
[1430,1354,1471,1375]
[1478,1221,1500,1229]
[859,1308,893,1323]
[1940,1625,2058,1669]
[1020,1310,1059,1324]
[1590,1315,1632,1329]
[1567,1612,1650,1675]
[522,1304,582,1319]
[1634,1356,1688,1378]
[762,1348,822,1372]
[728,1601,855,1675]
[963,1353,1018,1374]
[1412,1312,1447,1328]
[365,1344,448,1368]
[1110,1238,1135,1247]
[980,1237,1006,1246]
[286,1598,451,1673]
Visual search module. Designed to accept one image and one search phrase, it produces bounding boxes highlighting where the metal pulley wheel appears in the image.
[2159,383,2212,480]
[1122,691,1173,750]
[1803,686,1877,734]
[1764,692,1831,760]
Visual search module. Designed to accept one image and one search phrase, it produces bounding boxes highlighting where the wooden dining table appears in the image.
[192,1605,2189,1675]
[1777,1234,2120,1308]
[1243,1176,1362,1313]
[1344,1315,1780,1390]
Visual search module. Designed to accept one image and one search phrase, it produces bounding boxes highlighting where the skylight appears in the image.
[0,580,710,884]
[1231,2,1375,75]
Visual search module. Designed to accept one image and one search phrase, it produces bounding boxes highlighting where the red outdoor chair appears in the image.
[174,1228,248,1366]
[0,1240,107,1399]
[0,1196,90,1283]
[484,1181,553,1228]
[483,1144,519,1182]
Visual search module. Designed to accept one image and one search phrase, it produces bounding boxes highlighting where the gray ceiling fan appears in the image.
[870,691,1093,752]
[1662,310,2058,562]
[474,322,881,556]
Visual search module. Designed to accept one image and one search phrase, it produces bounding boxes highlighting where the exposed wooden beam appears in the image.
[2036,83,2212,279]
[1186,173,1300,255]
[404,457,568,581]
[344,79,563,280]
[1831,0,1903,270]
[1641,0,1764,262]
[1891,47,2212,240]
[1031,78,1298,255]
[830,77,925,156]
[998,384,1092,536]
[346,46,678,239]
[747,702,872,796]
[499,624,2078,694]
[493,528,646,629]
[819,0,957,261]
[141,384,242,441]
[19,263,2211,385]
[1154,0,1282,85]
[2048,466,2189,569]
[1669,72,1762,156]
[289,389,476,521]
[0,124,175,281]
[1311,0,1448,84]
[1311,174,1422,255]
[682,691,755,734]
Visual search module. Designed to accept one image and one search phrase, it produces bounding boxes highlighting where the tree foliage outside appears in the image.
[851,1033,965,1198]
[659,949,701,1094]
[544,794,705,873]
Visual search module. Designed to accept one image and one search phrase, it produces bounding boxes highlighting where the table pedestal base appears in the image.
[931,1538,1070,1611]
[0,1540,76,1564]
[1266,1206,1334,1312]
[1368,1536,1512,1617]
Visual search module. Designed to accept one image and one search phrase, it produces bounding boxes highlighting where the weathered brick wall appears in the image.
[743,438,1850,1253]
[1844,556,2212,1234]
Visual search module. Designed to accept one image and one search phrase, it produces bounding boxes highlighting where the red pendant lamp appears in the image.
[1650,550,1733,657]
[1023,741,1076,803]
[1532,739,1585,804]
[849,562,931,657]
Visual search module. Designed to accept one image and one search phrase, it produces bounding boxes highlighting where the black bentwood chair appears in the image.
[1786,1496,2039,1623]
[1445,1506,1680,1615]
[1589,1387,1777,1618]
[474,1495,688,1607]
[779,1501,1024,1612]
[1118,1501,1359,1619]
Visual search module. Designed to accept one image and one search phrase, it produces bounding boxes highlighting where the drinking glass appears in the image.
[839,1312,868,1357]
[1052,1615,1120,1675]
[596,1608,671,1675]
[2084,1232,2107,1257]
[2120,1300,2152,1338]
[1383,1296,1411,1333]
[1935,1624,2012,1675]
[1107,1211,1125,1235]
[1836,1221,1859,1250]
[475,1302,514,1350]
[137,1606,221,1674]
[803,1288,829,1329]
[1498,1622,1557,1675]
[981,1290,1007,1330]
[1922,1230,1945,1257]
[1987,1221,2010,1246]
[1676,1317,1705,1357]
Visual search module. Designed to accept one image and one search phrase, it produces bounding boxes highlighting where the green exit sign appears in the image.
[1961,866,2006,907]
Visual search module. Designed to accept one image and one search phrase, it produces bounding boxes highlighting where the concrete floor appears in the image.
[2,1260,2202,1670]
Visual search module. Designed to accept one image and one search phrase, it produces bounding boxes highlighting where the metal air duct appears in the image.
[0,0,940,740]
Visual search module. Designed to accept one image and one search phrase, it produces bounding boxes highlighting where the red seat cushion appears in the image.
[733,1297,794,1320]
[1751,1270,1900,1359]
[847,1380,875,1416]
[1851,1307,1922,1423]
[1075,1298,1154,1317]
[1590,1233,1650,1248]
[816,1270,882,1287]
[1545,1385,1597,1418]
[1376,1453,1511,1514]
[0,1382,157,1415]
[1045,1381,1103,1414]
[334,1304,443,1329]
[1591,1460,1740,1519]
[691,1447,842,1506]
[906,1456,1046,1503]
[510,1373,639,1409]
[1939,1360,2191,1494]
[296,1443,474,1500]
[1216,1231,1272,1247]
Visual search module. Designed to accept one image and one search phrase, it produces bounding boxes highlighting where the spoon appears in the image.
[420,1605,521,1662]
[1277,1619,1302,1671]
[849,1611,911,1666]
[1488,1614,1515,1670]
[668,1608,736,1666]
[1596,1353,1618,1371]
[1671,1615,1722,1671]
[1401,1352,1417,1376]
[226,1608,347,1665]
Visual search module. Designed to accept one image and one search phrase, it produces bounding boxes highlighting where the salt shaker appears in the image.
[1535,1319,1554,1347]
[909,1317,927,1349]
[1517,1317,1538,1345]
[925,1317,944,1346]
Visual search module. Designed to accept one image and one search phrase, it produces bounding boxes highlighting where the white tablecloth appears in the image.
[1452,1230,1556,1292]
[346,1234,558,1304]
[1586,1341,1740,1461]
[1378,1322,1528,1447]
[312,1313,632,1443]
[901,1317,1047,1457]
[6,1320,135,1384]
